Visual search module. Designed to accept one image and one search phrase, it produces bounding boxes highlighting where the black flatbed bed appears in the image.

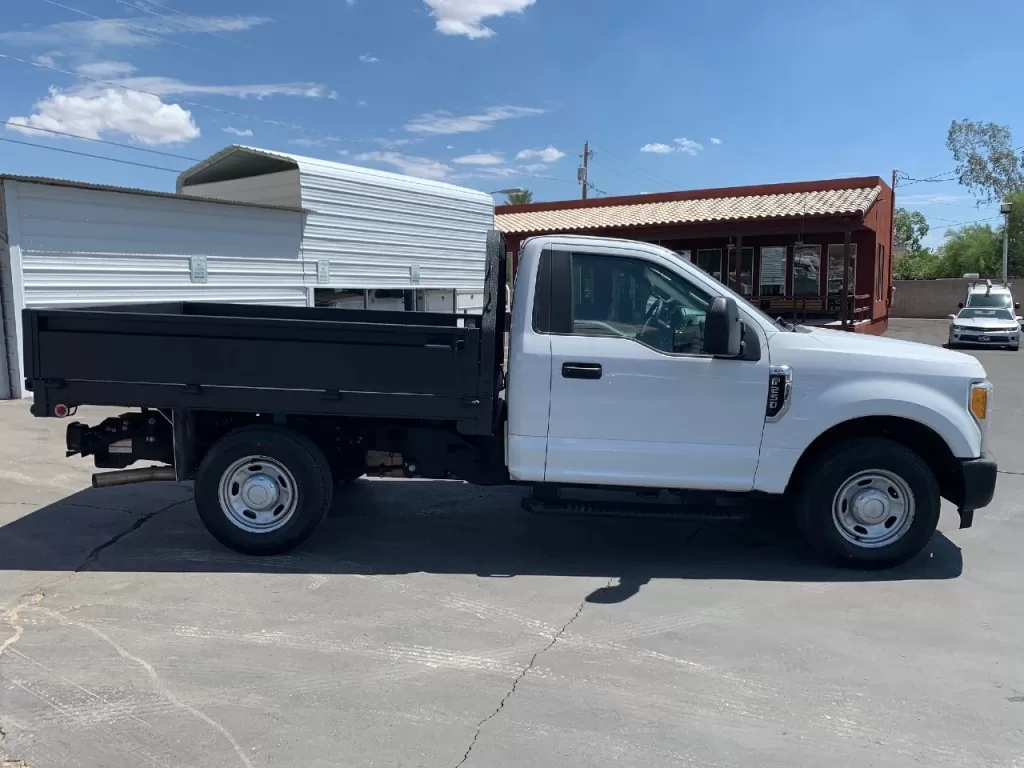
[23,233,508,437]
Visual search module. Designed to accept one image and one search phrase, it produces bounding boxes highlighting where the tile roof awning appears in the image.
[495,185,882,235]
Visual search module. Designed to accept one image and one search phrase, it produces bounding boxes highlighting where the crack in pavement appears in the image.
[75,497,193,574]
[452,577,615,768]
[1,495,193,764]
[0,590,45,661]
[450,521,707,767]
[40,608,254,768]
[0,725,30,767]
[997,469,1024,477]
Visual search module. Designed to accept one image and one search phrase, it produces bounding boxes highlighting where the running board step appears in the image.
[521,496,750,521]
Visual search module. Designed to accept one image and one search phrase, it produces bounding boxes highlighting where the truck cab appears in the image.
[506,235,996,566]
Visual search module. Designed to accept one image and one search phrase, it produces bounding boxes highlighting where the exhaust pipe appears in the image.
[92,466,177,488]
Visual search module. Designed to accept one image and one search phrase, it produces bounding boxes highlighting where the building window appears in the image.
[876,244,886,301]
[696,249,723,282]
[793,244,822,297]
[827,243,858,295]
[759,246,786,296]
[726,246,754,295]
[570,253,712,355]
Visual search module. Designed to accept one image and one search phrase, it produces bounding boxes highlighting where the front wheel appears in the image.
[794,438,940,569]
[195,426,333,555]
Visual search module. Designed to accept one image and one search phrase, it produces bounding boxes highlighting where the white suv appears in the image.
[961,280,1019,312]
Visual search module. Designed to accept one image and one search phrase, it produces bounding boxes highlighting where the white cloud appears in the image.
[516,146,564,163]
[374,137,419,149]
[338,149,350,156]
[356,100,368,106]
[640,138,704,156]
[424,0,536,39]
[446,144,454,150]
[223,126,253,137]
[106,76,331,100]
[75,60,136,78]
[674,137,703,155]
[0,14,271,49]
[453,152,505,166]
[288,138,327,148]
[358,53,380,63]
[354,150,452,181]
[520,163,548,173]
[6,65,326,146]
[7,86,198,145]
[34,54,57,67]
[710,137,722,145]
[405,105,545,135]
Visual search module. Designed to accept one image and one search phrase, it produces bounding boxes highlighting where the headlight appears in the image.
[953,324,968,331]
[970,381,991,421]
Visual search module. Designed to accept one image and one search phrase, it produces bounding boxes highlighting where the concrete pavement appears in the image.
[1,319,1023,767]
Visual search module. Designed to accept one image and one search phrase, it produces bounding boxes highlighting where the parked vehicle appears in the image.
[948,306,1022,350]
[22,233,997,569]
[961,279,1019,312]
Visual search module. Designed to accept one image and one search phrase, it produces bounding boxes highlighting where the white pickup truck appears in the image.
[24,232,997,570]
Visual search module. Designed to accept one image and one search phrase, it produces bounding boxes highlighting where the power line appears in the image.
[36,0,222,59]
[0,135,186,173]
[929,216,1001,233]
[2,120,201,161]
[112,0,257,49]
[589,143,679,191]
[897,143,1024,189]
[589,154,658,193]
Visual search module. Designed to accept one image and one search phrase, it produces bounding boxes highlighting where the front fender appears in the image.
[754,376,981,494]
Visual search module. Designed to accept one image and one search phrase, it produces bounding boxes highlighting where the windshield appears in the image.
[966,292,1013,309]
[958,308,1015,321]
[658,246,782,329]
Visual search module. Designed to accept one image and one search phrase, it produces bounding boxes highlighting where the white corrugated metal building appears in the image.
[0,145,496,399]
[177,146,495,313]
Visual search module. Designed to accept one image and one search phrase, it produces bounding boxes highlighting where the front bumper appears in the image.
[950,329,1019,346]
[955,451,998,529]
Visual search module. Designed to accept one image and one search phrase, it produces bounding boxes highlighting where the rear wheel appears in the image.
[195,426,333,555]
[794,438,940,569]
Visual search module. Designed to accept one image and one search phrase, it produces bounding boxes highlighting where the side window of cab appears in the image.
[570,252,712,355]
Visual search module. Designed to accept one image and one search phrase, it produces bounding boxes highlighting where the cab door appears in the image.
[543,245,770,491]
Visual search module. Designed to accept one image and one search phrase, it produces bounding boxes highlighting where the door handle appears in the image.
[562,362,602,380]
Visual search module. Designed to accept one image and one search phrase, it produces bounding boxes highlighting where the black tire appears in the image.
[794,437,940,569]
[195,426,333,555]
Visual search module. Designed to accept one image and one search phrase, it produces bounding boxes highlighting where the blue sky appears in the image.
[2,0,1022,247]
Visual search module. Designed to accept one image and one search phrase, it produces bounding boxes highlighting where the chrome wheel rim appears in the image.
[831,469,915,548]
[218,455,298,534]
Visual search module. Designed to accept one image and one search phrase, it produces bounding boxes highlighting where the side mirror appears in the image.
[958,302,964,309]
[948,314,957,320]
[1016,316,1023,323]
[1015,302,1020,310]
[704,297,742,357]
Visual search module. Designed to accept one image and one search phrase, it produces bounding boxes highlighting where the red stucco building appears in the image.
[495,176,895,333]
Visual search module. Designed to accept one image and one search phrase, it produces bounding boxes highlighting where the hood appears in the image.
[799,327,986,376]
[954,316,1020,329]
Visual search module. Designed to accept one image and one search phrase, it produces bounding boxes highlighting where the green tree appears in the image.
[946,120,1024,205]
[892,249,940,280]
[504,189,533,205]
[934,223,1003,277]
[894,208,930,252]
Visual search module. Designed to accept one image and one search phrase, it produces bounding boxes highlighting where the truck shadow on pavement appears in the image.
[0,478,963,601]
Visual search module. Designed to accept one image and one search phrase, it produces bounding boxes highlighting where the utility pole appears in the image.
[578,141,594,200]
[1001,201,1013,284]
